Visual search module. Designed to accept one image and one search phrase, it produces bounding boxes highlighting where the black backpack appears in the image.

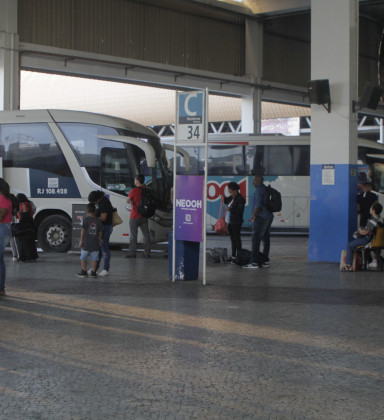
[265,185,282,213]
[137,187,156,218]
[236,249,251,265]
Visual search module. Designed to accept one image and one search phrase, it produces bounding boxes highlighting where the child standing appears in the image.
[76,203,103,278]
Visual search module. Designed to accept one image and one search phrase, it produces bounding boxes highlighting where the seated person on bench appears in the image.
[343,201,383,272]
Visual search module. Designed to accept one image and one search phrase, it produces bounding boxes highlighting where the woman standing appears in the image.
[0,179,13,296]
[15,193,38,262]
[223,182,245,264]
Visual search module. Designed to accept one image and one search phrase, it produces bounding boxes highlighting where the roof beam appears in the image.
[244,0,310,15]
[188,0,311,16]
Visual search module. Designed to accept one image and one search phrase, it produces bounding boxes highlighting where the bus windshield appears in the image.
[59,123,172,209]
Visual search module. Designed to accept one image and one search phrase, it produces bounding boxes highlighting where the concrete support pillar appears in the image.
[241,19,263,134]
[0,0,19,111]
[309,0,359,262]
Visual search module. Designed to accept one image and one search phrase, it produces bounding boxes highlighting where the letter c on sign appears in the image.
[185,93,197,117]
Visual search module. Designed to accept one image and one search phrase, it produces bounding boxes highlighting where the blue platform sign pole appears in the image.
[173,89,208,284]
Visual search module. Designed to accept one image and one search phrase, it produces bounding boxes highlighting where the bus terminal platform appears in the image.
[1,235,384,420]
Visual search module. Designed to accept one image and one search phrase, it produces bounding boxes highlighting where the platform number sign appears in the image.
[176,91,206,143]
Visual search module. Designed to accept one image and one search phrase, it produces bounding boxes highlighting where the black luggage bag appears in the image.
[14,227,38,262]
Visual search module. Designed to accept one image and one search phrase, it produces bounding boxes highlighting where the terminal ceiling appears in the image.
[15,0,384,124]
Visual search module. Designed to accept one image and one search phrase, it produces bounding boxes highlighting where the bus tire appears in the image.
[37,215,72,253]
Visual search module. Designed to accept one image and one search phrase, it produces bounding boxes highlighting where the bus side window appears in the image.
[236,164,250,175]
[292,146,310,175]
[0,123,72,177]
[248,146,265,175]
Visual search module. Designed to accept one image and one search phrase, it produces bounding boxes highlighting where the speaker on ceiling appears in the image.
[360,83,383,110]
[308,79,330,105]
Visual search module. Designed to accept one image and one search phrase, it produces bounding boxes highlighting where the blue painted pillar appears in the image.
[309,0,359,262]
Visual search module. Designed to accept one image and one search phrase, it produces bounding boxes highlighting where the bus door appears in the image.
[100,147,134,195]
[97,134,171,209]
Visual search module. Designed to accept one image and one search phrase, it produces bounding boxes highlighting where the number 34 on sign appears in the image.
[176,91,206,143]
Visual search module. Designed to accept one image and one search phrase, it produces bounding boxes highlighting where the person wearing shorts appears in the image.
[76,203,103,278]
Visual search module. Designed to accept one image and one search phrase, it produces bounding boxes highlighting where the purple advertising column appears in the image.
[175,175,204,242]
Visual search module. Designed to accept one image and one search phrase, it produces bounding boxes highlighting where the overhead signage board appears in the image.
[175,175,204,242]
[176,91,206,143]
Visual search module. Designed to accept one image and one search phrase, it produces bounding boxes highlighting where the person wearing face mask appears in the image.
[222,182,245,264]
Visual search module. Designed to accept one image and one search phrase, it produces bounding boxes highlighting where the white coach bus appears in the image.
[163,134,384,231]
[0,110,173,252]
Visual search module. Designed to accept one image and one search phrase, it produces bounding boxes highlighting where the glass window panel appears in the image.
[59,123,136,194]
[208,145,243,175]
[292,145,310,175]
[0,122,72,177]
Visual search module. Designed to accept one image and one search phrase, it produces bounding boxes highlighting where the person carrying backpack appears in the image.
[88,190,114,277]
[125,174,151,258]
[243,175,274,269]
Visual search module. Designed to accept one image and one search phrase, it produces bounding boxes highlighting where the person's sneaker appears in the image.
[12,257,18,261]
[125,254,136,258]
[228,256,237,264]
[262,262,270,268]
[98,269,109,277]
[368,260,378,269]
[0,289,6,296]
[242,263,259,269]
[87,269,93,275]
[76,270,88,278]
[90,271,97,277]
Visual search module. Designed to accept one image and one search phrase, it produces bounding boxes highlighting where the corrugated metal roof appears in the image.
[18,0,245,75]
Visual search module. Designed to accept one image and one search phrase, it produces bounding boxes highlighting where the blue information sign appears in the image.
[176,91,206,142]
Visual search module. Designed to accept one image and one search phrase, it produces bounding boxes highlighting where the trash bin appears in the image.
[168,232,200,280]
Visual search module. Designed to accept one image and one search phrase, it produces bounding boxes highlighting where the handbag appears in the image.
[112,208,123,227]
[214,197,228,235]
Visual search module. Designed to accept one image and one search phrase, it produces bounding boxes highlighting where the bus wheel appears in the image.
[37,215,72,252]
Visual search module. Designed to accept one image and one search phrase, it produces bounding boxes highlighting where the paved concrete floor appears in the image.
[1,235,384,420]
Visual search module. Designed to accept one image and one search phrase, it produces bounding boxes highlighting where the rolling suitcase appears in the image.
[14,227,38,262]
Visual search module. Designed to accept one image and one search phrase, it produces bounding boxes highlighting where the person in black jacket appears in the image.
[88,190,114,276]
[223,182,246,264]
[14,193,38,262]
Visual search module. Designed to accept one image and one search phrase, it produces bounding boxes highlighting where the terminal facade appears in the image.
[1,0,384,261]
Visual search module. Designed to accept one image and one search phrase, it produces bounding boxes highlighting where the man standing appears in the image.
[357,182,377,228]
[243,175,273,269]
[125,174,151,258]
[87,190,114,277]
